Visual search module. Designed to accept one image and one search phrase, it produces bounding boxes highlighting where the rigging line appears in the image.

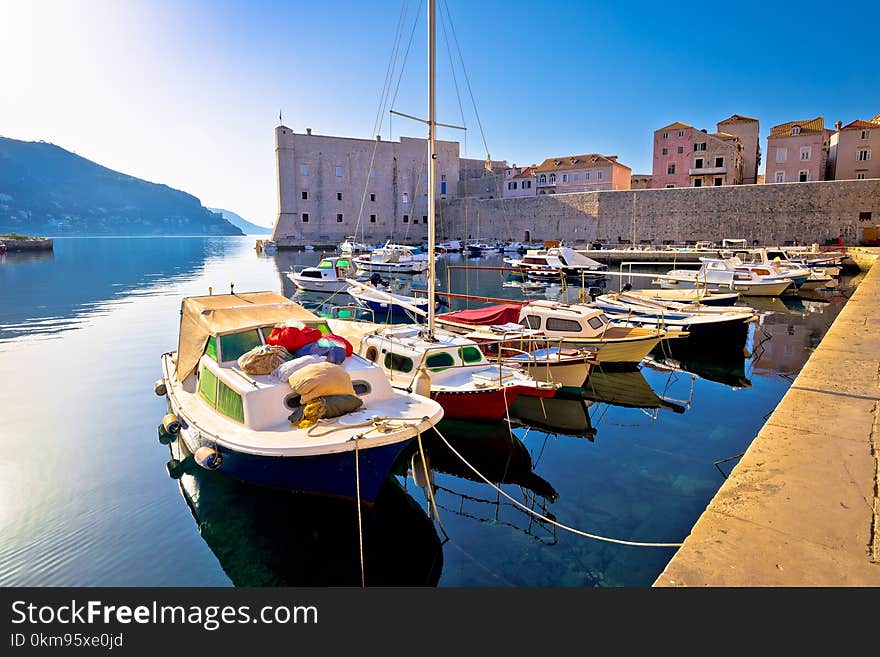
[354,0,410,240]
[389,0,424,113]
[442,0,490,157]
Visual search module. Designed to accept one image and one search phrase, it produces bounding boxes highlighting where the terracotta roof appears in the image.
[840,119,878,131]
[768,117,825,138]
[657,121,692,132]
[718,114,759,123]
[873,114,880,125]
[533,154,630,172]
[511,166,536,179]
[712,131,739,140]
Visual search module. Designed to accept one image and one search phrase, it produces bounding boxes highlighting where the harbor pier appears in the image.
[655,249,880,585]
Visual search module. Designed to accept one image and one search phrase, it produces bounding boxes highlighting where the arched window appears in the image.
[549,173,556,184]
[791,126,801,135]
[539,174,546,183]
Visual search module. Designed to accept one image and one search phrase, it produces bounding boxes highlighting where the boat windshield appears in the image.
[317,259,334,269]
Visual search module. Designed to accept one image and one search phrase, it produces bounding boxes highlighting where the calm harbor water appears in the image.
[0,237,862,586]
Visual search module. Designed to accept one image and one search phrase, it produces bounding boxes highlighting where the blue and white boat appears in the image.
[347,282,441,322]
[156,291,443,502]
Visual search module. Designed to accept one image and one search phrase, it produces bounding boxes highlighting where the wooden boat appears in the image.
[156,291,443,502]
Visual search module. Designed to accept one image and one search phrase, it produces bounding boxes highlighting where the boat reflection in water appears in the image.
[581,369,687,414]
[644,337,752,390]
[166,440,443,586]
[509,391,596,439]
[403,420,560,544]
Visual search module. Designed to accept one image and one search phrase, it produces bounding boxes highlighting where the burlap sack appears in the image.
[287,362,356,403]
[237,344,290,375]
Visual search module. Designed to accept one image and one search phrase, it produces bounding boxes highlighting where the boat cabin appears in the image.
[518,301,614,338]
[297,256,354,281]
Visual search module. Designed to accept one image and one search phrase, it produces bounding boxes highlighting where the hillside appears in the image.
[208,207,271,234]
[0,136,242,236]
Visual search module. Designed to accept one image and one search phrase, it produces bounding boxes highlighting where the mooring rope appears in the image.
[354,433,366,589]
[432,424,683,548]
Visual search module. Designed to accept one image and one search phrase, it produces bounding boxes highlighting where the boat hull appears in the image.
[431,384,556,420]
[291,277,351,293]
[510,359,590,388]
[557,333,663,365]
[177,425,410,503]
[354,260,429,274]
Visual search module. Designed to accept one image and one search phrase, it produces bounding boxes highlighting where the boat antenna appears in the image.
[427,0,436,338]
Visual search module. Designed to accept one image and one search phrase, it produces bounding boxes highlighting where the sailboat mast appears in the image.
[426,0,437,337]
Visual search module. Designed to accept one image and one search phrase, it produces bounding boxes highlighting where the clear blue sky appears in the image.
[2,0,877,226]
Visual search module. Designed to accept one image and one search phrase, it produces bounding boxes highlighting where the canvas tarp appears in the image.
[437,304,523,326]
[176,291,317,381]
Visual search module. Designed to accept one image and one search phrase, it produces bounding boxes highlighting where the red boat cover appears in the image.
[438,304,523,326]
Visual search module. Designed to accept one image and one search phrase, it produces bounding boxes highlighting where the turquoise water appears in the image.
[0,237,859,586]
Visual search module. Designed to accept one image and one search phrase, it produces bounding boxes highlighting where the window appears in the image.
[661,148,668,155]
[300,165,308,175]
[423,193,428,202]
[520,315,541,329]
[597,171,603,180]
[217,380,244,423]
[507,182,512,190]
[546,317,583,332]
[422,215,427,223]
[714,178,723,186]
[562,174,568,184]
[798,170,809,182]
[549,174,556,184]
[662,132,669,139]
[776,147,787,162]
[441,174,446,182]
[695,158,704,169]
[715,156,724,167]
[402,193,409,204]
[403,214,409,223]
[859,212,873,221]
[584,172,590,180]
[791,126,800,135]
[694,142,706,152]
[413,218,418,224]
[775,171,785,183]
[857,172,866,179]
[219,330,262,362]
[384,352,414,373]
[800,147,811,161]
[539,174,547,183]
[694,179,702,187]
[198,365,218,406]
[301,191,308,200]
[524,180,531,188]
[857,149,871,161]
[369,214,376,223]
[403,171,409,180]
[425,352,455,371]
[336,192,343,200]
[861,130,870,139]
[205,336,218,361]
[678,130,684,137]
[302,213,309,222]
[370,193,376,202]
[667,163,676,174]
[459,346,483,364]
[512,181,518,189]
[666,184,675,188]
[336,213,343,222]
[335,166,343,177]
[587,316,606,330]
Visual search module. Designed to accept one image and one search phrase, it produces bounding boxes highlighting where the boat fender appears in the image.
[411,451,434,489]
[157,423,177,445]
[412,366,432,398]
[162,413,181,435]
[194,446,222,471]
[153,379,167,396]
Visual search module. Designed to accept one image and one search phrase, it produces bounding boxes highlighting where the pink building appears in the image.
[828,116,880,181]
[502,164,537,198]
[765,117,833,184]
[651,121,744,188]
[533,154,631,194]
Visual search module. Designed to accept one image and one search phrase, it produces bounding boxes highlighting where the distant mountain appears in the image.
[0,136,242,236]
[208,207,271,234]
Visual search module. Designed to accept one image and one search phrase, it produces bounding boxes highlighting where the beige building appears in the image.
[766,117,833,184]
[630,174,653,189]
[502,164,537,198]
[688,130,744,187]
[272,125,461,245]
[534,154,631,194]
[717,114,760,184]
[828,116,880,181]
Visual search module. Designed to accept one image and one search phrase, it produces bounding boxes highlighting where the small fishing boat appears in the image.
[287,255,357,293]
[619,287,739,306]
[354,242,430,274]
[506,246,607,281]
[339,237,372,255]
[156,291,443,502]
[347,282,441,322]
[465,240,493,257]
[436,239,462,253]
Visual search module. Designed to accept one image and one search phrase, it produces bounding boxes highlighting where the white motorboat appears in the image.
[505,246,607,281]
[287,255,357,293]
[436,239,462,253]
[661,257,792,297]
[155,291,443,502]
[354,242,430,274]
[339,236,372,254]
